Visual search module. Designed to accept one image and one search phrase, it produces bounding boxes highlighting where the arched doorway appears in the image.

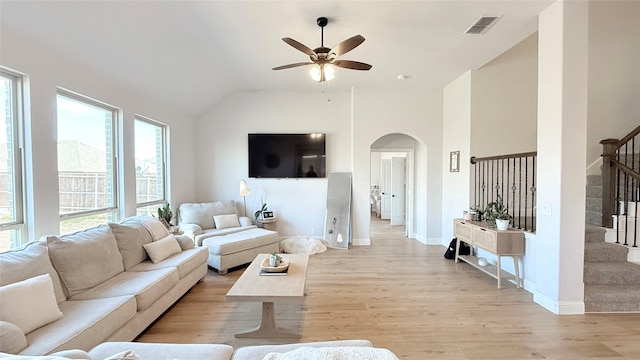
[370,133,418,240]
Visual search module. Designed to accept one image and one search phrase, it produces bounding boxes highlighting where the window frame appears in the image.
[0,68,26,248]
[134,115,168,211]
[56,89,120,224]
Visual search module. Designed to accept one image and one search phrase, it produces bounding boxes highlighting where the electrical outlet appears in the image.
[542,204,552,216]
[310,227,315,235]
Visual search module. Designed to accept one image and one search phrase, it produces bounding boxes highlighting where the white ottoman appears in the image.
[202,228,279,274]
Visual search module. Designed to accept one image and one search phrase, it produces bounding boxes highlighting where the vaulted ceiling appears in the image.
[1,1,553,117]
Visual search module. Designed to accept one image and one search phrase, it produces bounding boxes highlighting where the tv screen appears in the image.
[248,133,326,178]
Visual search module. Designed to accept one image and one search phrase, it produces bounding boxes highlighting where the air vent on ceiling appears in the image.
[464,16,502,35]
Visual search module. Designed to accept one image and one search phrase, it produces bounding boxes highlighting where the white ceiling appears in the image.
[1,0,553,117]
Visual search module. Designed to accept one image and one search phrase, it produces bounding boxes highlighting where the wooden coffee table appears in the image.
[226,253,309,338]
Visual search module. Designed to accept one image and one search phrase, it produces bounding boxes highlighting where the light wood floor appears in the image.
[138,216,640,359]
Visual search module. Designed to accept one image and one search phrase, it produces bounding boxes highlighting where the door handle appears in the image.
[392,194,396,197]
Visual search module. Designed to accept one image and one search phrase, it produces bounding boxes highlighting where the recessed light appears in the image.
[397,75,411,80]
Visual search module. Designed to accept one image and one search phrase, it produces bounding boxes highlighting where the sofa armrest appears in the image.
[239,216,253,227]
[179,223,202,241]
[175,235,195,250]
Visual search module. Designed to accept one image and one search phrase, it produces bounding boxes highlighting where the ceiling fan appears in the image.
[272,17,372,82]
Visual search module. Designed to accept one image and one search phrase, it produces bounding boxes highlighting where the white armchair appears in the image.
[177,201,256,246]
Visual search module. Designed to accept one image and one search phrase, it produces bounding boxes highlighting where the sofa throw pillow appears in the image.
[0,240,66,304]
[143,234,182,263]
[0,320,27,354]
[213,214,240,229]
[47,224,124,297]
[0,274,63,334]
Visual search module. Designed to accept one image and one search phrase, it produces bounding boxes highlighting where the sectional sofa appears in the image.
[0,215,208,356]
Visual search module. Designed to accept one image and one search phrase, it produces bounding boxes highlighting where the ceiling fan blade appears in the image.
[272,62,314,70]
[282,37,316,56]
[332,60,372,71]
[330,35,365,56]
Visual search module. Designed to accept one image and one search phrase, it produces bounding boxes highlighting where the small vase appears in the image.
[269,255,279,267]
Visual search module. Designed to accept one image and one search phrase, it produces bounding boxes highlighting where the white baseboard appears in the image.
[534,291,585,314]
[425,237,442,245]
[352,238,371,246]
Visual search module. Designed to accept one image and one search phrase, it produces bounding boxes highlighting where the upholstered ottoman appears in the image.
[202,228,279,274]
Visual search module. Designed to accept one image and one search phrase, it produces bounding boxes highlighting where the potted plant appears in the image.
[157,203,173,230]
[484,196,512,230]
[254,197,268,221]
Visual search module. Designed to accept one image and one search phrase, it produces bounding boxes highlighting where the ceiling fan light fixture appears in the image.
[309,64,335,82]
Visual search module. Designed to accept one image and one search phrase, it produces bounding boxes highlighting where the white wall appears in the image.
[196,90,351,238]
[471,32,538,157]
[1,27,197,239]
[535,0,588,314]
[353,87,443,245]
[442,71,472,245]
[197,87,443,244]
[586,0,640,172]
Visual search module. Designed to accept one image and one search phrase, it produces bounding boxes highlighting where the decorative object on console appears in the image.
[239,179,250,217]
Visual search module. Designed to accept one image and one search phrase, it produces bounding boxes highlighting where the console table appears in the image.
[453,219,524,289]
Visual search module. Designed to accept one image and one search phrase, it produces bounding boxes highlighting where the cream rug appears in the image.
[280,236,328,254]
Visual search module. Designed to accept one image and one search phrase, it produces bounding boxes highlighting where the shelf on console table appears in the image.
[453,218,524,289]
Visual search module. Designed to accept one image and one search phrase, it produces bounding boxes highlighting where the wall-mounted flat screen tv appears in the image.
[248,133,326,178]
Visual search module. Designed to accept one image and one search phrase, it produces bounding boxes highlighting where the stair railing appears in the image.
[470,151,537,232]
[601,125,640,247]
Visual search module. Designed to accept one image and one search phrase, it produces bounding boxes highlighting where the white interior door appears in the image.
[390,156,406,226]
[381,159,391,219]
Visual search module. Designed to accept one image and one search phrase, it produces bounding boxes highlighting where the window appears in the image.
[56,91,118,234]
[0,69,26,252]
[134,117,168,217]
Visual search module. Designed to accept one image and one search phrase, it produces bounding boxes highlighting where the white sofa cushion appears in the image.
[109,221,153,270]
[213,214,240,229]
[90,342,234,360]
[0,321,27,354]
[0,274,63,334]
[0,241,66,304]
[129,247,208,279]
[202,229,278,256]
[231,340,374,360]
[179,201,237,230]
[47,225,125,297]
[193,225,257,247]
[70,268,179,312]
[22,296,136,356]
[103,350,140,360]
[262,347,399,360]
[143,235,182,264]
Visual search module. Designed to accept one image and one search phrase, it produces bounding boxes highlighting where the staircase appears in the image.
[583,225,640,312]
[586,175,603,226]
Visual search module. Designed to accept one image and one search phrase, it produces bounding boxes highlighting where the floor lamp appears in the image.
[239,179,250,217]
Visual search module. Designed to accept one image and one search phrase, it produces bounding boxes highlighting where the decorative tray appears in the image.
[260,257,290,273]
